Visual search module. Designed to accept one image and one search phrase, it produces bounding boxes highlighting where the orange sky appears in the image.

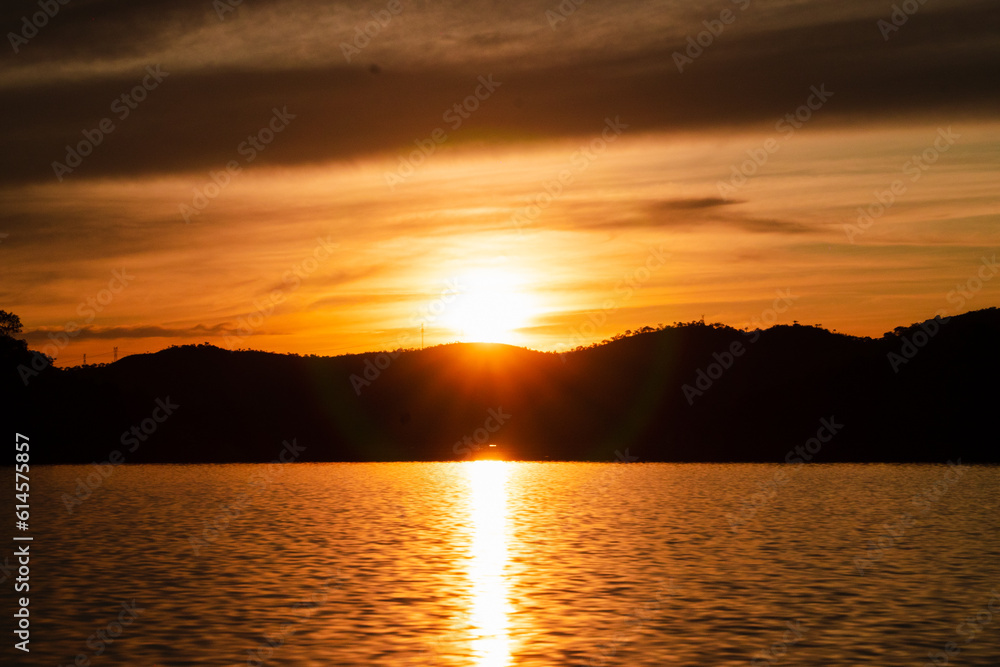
[1,0,997,366]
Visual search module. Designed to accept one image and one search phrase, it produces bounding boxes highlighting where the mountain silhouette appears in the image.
[4,308,998,463]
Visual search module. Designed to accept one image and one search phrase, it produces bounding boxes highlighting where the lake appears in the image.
[6,462,1000,666]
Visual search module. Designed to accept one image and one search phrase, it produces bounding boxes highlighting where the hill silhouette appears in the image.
[4,308,999,463]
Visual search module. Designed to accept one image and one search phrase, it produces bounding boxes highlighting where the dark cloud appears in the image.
[307,291,417,310]
[644,199,816,234]
[540,197,815,234]
[715,216,815,235]
[0,0,996,183]
[648,198,743,211]
[262,266,387,297]
[23,323,230,343]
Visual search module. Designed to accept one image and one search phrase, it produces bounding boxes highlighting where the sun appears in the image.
[440,267,536,344]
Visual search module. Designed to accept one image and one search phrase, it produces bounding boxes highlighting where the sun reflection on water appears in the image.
[468,460,512,667]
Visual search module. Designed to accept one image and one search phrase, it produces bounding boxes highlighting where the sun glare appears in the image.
[440,268,537,344]
[468,460,512,666]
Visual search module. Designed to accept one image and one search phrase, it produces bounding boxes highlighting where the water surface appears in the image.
[5,463,1000,666]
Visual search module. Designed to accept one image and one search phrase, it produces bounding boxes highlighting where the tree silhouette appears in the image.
[0,310,23,338]
[1,309,46,391]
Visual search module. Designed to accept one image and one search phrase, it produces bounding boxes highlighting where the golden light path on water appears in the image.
[467,461,512,667]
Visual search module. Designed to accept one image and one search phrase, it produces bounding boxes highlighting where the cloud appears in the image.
[3,0,998,360]
[0,0,996,182]
[261,266,388,297]
[541,197,817,234]
[649,197,743,211]
[306,291,419,310]
[23,323,232,343]
[654,198,815,234]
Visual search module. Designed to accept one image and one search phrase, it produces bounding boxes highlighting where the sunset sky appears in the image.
[1,0,997,365]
